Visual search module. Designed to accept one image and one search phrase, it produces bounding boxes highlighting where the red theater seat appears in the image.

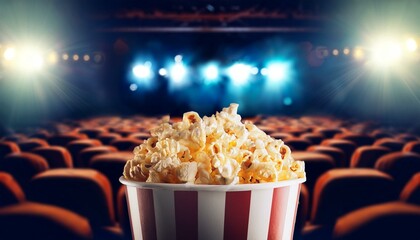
[77,146,118,167]
[292,152,335,194]
[117,186,131,240]
[128,132,151,141]
[48,133,88,147]
[375,152,420,189]
[0,141,20,159]
[395,133,419,142]
[313,128,344,138]
[27,169,115,228]
[67,139,102,165]
[0,202,93,240]
[400,173,420,205]
[110,138,142,151]
[332,202,420,240]
[301,132,325,145]
[284,138,312,151]
[334,133,374,147]
[321,139,357,166]
[0,172,25,207]
[403,140,420,154]
[2,134,27,142]
[0,153,49,189]
[270,132,294,140]
[31,146,73,168]
[307,146,346,168]
[370,130,393,139]
[310,169,396,226]
[78,128,108,139]
[373,138,405,152]
[18,138,49,152]
[97,132,122,145]
[350,146,391,168]
[294,184,310,239]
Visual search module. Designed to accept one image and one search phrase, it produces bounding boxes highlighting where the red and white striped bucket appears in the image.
[120,177,305,240]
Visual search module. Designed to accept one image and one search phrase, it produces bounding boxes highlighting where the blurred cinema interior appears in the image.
[1,0,420,239]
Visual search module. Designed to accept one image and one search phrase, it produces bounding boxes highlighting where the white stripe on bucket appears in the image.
[198,191,226,240]
[127,186,143,240]
[247,188,274,240]
[282,184,299,240]
[153,189,176,240]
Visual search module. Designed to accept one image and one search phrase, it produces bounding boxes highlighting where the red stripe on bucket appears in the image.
[268,186,290,240]
[224,191,251,240]
[138,188,157,240]
[174,191,198,240]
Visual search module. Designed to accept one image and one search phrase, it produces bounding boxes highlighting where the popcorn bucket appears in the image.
[120,177,306,240]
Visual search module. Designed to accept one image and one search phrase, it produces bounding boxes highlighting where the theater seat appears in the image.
[350,146,391,168]
[27,169,115,228]
[97,133,122,145]
[395,133,419,142]
[311,169,396,225]
[284,138,312,151]
[110,138,142,151]
[301,133,325,145]
[321,139,357,166]
[270,132,294,140]
[400,173,420,205]
[370,130,393,140]
[0,153,49,190]
[292,152,335,194]
[375,152,420,189]
[0,172,25,207]
[403,141,420,154]
[128,132,150,141]
[334,133,374,147]
[67,139,102,165]
[314,128,344,138]
[0,141,20,160]
[294,184,310,240]
[332,202,420,240]
[78,128,108,139]
[0,202,93,240]
[117,186,132,240]
[48,133,88,147]
[307,146,346,168]
[77,146,118,167]
[373,138,405,152]
[18,138,49,152]
[32,146,73,168]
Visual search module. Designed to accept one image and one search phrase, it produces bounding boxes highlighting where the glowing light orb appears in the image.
[227,63,251,86]
[332,49,339,56]
[19,47,44,71]
[129,83,138,91]
[133,64,152,79]
[170,63,187,84]
[203,64,219,81]
[405,38,417,52]
[158,68,167,76]
[83,54,90,61]
[266,62,288,82]
[371,39,402,67]
[4,47,16,61]
[343,48,350,55]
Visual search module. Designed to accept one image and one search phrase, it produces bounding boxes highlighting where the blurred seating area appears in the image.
[1,114,420,240]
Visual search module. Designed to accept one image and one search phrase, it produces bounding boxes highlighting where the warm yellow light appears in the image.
[332,49,339,56]
[405,38,417,52]
[343,48,350,55]
[62,53,69,61]
[47,51,58,64]
[83,54,90,61]
[353,47,364,60]
[4,47,16,61]
[73,54,79,61]
[371,39,402,67]
[18,47,44,71]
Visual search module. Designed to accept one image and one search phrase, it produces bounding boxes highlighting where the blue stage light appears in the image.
[266,62,289,82]
[169,62,188,86]
[227,63,252,86]
[201,63,220,84]
[132,63,152,79]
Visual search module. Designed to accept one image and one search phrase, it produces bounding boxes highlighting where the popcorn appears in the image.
[123,103,305,185]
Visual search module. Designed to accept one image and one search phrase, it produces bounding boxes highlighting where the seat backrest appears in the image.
[0,141,20,160]
[32,146,73,168]
[66,139,102,165]
[110,138,142,151]
[311,169,396,225]
[332,202,420,240]
[0,202,93,240]
[77,146,118,168]
[307,145,346,168]
[400,172,420,205]
[350,146,391,168]
[0,172,25,207]
[78,128,107,139]
[301,133,325,145]
[403,141,420,154]
[375,152,420,189]
[18,138,49,152]
[314,128,344,138]
[321,139,357,166]
[0,153,49,190]
[373,138,405,152]
[48,133,88,147]
[117,186,131,239]
[96,133,122,145]
[334,133,374,147]
[284,138,312,151]
[27,169,115,227]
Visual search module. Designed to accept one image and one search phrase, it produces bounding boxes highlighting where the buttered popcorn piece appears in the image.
[123,103,305,184]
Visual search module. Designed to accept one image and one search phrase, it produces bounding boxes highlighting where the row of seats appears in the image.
[1,114,419,240]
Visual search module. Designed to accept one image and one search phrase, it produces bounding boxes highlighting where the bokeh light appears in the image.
[169,62,188,86]
[3,47,16,61]
[265,62,289,82]
[202,63,219,83]
[405,38,417,52]
[158,68,167,76]
[133,63,152,79]
[370,38,402,67]
[227,63,251,86]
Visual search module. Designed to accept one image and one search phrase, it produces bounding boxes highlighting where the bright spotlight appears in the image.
[370,39,402,67]
[353,47,364,60]
[174,55,183,63]
[158,68,167,76]
[18,47,44,71]
[133,63,152,79]
[170,62,187,85]
[47,52,58,64]
[203,64,219,81]
[4,47,16,61]
[227,63,251,86]
[260,68,268,76]
[405,38,417,52]
[266,62,288,82]
[250,67,259,75]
